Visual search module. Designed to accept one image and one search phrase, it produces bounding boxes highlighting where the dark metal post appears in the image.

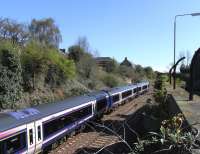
[169,66,174,85]
[171,57,186,89]
[189,56,194,101]
[173,67,176,89]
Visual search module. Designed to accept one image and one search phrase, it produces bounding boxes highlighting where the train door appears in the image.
[27,122,36,154]
[35,120,43,153]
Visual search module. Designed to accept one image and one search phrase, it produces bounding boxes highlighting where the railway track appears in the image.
[48,88,153,154]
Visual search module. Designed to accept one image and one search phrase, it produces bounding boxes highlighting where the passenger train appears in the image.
[0,81,149,154]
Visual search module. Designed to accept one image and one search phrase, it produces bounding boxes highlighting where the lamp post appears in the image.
[173,12,200,89]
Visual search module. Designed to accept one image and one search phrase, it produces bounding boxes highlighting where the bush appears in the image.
[118,65,135,79]
[0,42,23,109]
[21,41,75,90]
[154,73,167,103]
[154,74,165,90]
[102,74,119,88]
[68,45,84,63]
[134,114,197,154]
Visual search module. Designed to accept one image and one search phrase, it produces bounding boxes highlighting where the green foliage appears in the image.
[102,74,119,88]
[144,66,155,79]
[104,59,118,73]
[45,46,75,79]
[77,53,97,78]
[118,65,135,78]
[135,65,145,75]
[154,73,165,90]
[153,73,168,108]
[68,45,84,63]
[154,89,167,103]
[133,114,197,154]
[0,42,22,109]
[21,41,75,90]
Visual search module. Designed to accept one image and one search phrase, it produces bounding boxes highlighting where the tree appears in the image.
[76,36,90,52]
[144,66,154,79]
[68,45,84,63]
[0,18,29,44]
[118,65,135,78]
[29,18,62,48]
[105,59,118,73]
[135,65,144,74]
[77,53,97,79]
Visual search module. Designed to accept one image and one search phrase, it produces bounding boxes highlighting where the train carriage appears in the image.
[0,95,95,154]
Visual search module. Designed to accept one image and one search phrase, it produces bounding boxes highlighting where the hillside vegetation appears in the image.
[0,17,155,111]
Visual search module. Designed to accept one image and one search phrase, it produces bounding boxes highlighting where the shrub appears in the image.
[68,45,84,63]
[0,42,23,109]
[134,114,197,154]
[21,41,75,90]
[102,74,119,88]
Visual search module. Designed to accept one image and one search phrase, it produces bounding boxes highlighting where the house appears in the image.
[95,57,113,68]
[120,57,133,68]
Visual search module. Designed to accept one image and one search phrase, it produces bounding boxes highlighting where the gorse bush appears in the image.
[0,41,23,109]
[21,41,75,90]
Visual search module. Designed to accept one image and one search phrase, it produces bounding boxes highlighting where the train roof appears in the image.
[0,95,94,132]
[87,91,109,100]
[106,84,137,95]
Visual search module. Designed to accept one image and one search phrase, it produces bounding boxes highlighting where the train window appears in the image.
[43,105,92,139]
[142,86,147,90]
[133,88,137,93]
[122,90,132,99]
[75,105,92,120]
[43,118,59,138]
[29,129,33,145]
[38,126,41,141]
[112,94,119,103]
[96,98,107,112]
[3,132,26,154]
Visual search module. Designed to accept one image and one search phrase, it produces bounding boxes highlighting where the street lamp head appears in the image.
[191,13,200,16]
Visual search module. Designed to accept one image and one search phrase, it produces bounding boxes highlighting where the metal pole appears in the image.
[174,16,176,67]
[173,16,176,89]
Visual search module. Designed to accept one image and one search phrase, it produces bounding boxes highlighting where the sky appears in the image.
[1,0,200,72]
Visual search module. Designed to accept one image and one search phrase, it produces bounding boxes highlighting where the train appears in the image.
[0,81,149,154]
